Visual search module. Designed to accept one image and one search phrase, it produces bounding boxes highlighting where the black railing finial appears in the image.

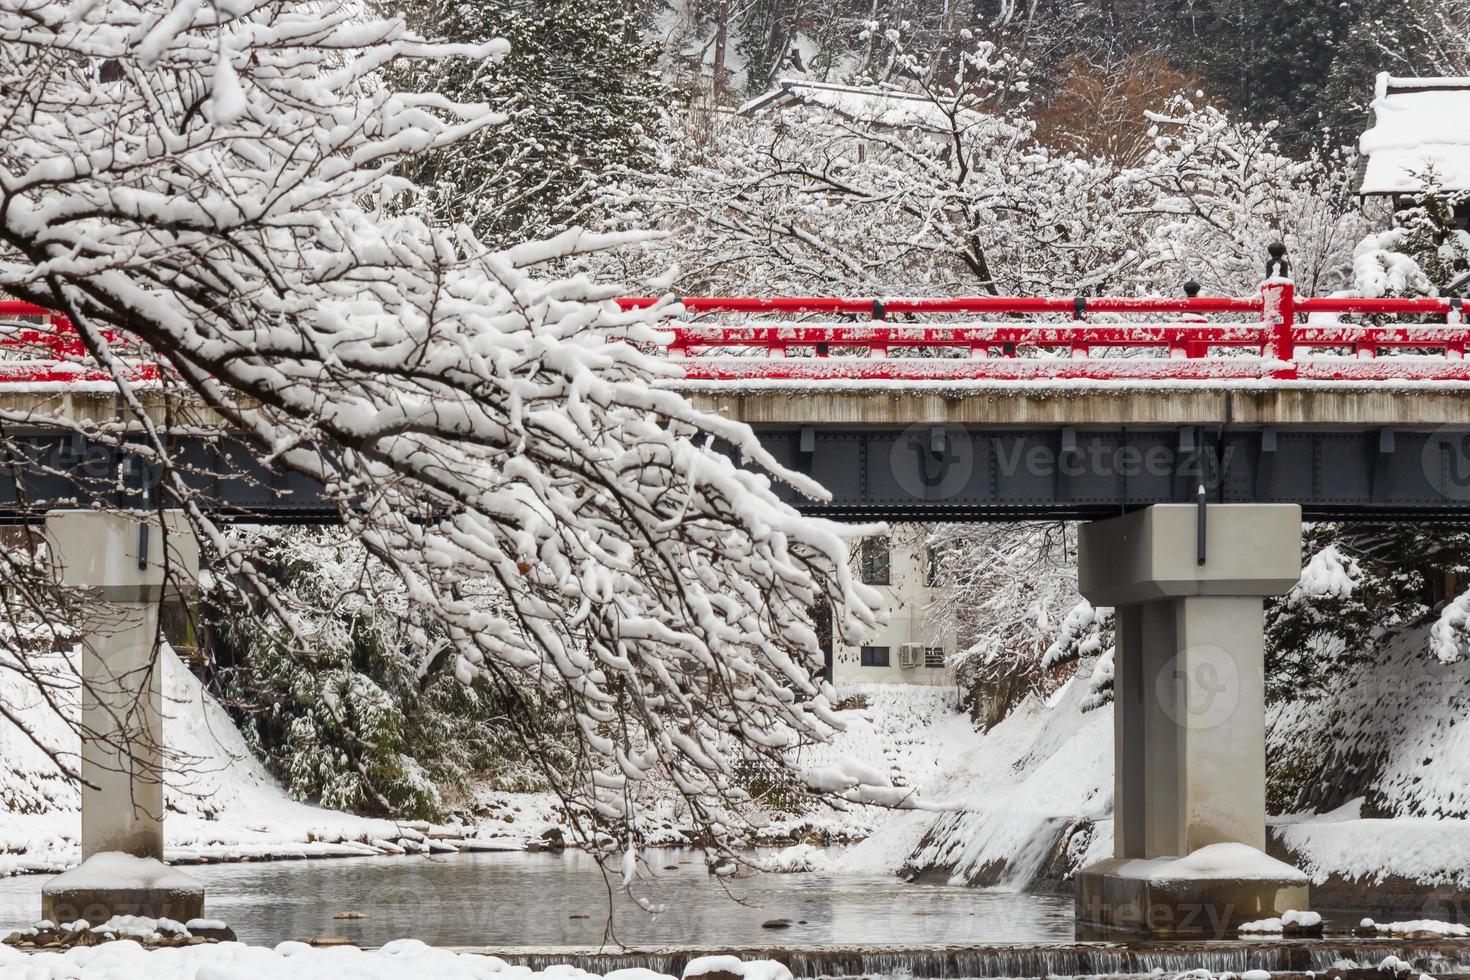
[1266,242,1290,279]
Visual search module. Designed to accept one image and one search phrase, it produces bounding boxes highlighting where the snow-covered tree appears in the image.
[615,37,1157,296]
[1130,101,1368,296]
[617,52,1364,300]
[1351,177,1470,297]
[208,528,570,818]
[0,0,892,858]
[926,522,1084,726]
[392,0,663,245]
[1402,0,1470,75]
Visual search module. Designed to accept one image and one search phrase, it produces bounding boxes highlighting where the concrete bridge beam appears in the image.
[40,510,205,925]
[1074,504,1309,937]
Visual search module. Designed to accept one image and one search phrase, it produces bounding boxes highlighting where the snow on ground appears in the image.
[832,674,1114,888]
[1275,809,1470,891]
[0,672,965,882]
[1269,627,1470,821]
[1111,843,1307,883]
[11,628,1470,899]
[830,631,1470,894]
[0,649,538,879]
[0,940,794,980]
[1269,626,1470,891]
[752,684,965,845]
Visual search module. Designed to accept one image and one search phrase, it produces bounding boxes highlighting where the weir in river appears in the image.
[486,941,1470,979]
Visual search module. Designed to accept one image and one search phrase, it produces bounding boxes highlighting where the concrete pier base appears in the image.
[40,511,204,924]
[1074,504,1308,937]
[42,853,204,925]
[1075,855,1309,937]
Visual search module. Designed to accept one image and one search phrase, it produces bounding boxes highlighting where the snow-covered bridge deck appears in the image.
[629,282,1470,520]
[3,286,1470,521]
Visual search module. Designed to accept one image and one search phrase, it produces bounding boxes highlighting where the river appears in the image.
[0,848,1073,948]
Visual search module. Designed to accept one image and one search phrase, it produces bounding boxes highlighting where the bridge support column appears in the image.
[40,510,205,925]
[1074,504,1309,937]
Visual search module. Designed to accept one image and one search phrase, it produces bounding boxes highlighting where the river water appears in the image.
[0,848,1074,948]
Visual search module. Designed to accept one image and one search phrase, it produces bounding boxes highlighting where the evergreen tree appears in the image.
[1266,523,1470,704]
[393,0,664,244]
[208,530,574,818]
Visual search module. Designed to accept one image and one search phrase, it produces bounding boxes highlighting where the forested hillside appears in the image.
[656,0,1470,145]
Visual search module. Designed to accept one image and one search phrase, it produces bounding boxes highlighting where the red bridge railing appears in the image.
[620,281,1470,382]
[0,301,161,383]
[0,283,1465,386]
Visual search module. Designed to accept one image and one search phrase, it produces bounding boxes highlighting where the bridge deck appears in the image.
[2,288,1470,522]
[673,381,1470,427]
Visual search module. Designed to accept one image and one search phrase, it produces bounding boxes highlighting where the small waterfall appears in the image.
[487,940,1470,978]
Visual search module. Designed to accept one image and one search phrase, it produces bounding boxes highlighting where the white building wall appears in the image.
[833,524,953,687]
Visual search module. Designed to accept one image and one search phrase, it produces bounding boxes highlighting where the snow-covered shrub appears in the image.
[208,529,573,818]
[1354,227,1438,298]
[1352,176,1470,297]
[1287,544,1364,606]
[1430,589,1470,665]
[1042,599,1114,712]
[1079,648,1114,712]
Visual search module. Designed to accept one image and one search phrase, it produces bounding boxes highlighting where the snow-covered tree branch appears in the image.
[0,0,888,856]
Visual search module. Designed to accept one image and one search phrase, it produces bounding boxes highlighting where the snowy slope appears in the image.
[753,684,965,843]
[1269,626,1470,892]
[836,628,1470,895]
[832,675,1113,889]
[0,648,524,876]
[1269,626,1470,820]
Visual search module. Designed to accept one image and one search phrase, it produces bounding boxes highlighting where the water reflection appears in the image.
[0,848,1073,948]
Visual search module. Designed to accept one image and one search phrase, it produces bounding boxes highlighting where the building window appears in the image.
[860,645,890,667]
[924,544,942,588]
[860,536,890,585]
[924,646,946,669]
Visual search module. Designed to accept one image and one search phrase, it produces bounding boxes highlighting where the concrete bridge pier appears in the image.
[40,510,205,925]
[1074,503,1309,937]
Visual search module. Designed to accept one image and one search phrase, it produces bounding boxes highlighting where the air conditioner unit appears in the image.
[898,643,923,669]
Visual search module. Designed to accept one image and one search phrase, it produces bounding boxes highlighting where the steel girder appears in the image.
[742,425,1470,522]
[3,427,1470,524]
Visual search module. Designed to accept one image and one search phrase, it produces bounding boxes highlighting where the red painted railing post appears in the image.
[1261,279,1296,379]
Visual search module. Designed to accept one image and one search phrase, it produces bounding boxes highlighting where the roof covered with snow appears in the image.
[1358,73,1470,196]
[738,78,984,133]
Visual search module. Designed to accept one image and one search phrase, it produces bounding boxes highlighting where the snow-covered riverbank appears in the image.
[0,650,563,879]
[0,659,912,880]
[6,942,796,980]
[835,631,1470,906]
[9,634,1470,907]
